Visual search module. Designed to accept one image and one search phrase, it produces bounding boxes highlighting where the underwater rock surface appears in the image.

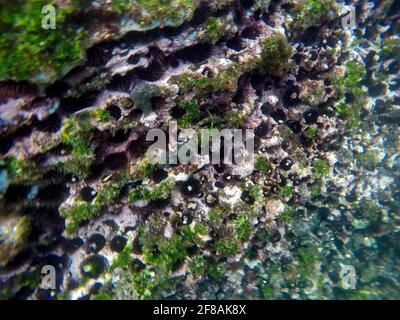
[0,0,399,300]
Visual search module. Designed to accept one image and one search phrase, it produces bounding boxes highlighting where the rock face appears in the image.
[0,0,399,300]
[0,214,31,267]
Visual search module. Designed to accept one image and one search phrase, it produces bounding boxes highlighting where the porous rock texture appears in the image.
[0,0,399,299]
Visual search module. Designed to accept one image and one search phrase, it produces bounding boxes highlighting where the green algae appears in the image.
[342,61,366,94]
[93,292,113,300]
[111,0,196,30]
[260,34,293,76]
[203,17,228,42]
[248,185,261,201]
[304,125,318,139]
[61,181,122,233]
[130,158,156,180]
[208,202,231,224]
[296,245,318,275]
[289,0,335,32]
[171,58,260,97]
[0,0,85,82]
[235,214,252,241]
[189,254,207,278]
[278,185,293,198]
[59,113,95,179]
[129,178,175,203]
[94,108,112,123]
[140,226,187,273]
[0,157,41,184]
[334,61,367,129]
[111,243,133,270]
[177,99,201,127]
[208,260,228,280]
[0,0,397,302]
[171,34,291,100]
[380,37,400,61]
[224,110,246,128]
[215,239,238,256]
[255,156,273,174]
[280,206,294,222]
[313,159,329,178]
[110,220,217,298]
[110,240,167,299]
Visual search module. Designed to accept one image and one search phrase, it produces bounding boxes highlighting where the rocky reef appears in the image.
[0,0,399,300]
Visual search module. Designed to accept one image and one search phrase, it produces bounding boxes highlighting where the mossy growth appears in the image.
[341,61,366,95]
[203,17,227,42]
[313,159,329,178]
[177,99,201,127]
[0,156,41,184]
[93,292,113,300]
[60,155,94,181]
[17,271,42,293]
[92,182,121,211]
[61,181,122,233]
[140,226,187,274]
[280,125,295,140]
[278,185,293,198]
[334,61,366,129]
[257,264,281,299]
[208,202,231,224]
[189,254,207,278]
[296,245,318,276]
[179,224,206,248]
[289,0,335,32]
[59,113,95,179]
[111,0,196,29]
[111,243,133,270]
[94,108,111,123]
[130,157,156,179]
[255,156,273,174]
[60,201,92,233]
[304,125,318,139]
[380,37,400,61]
[129,178,175,203]
[110,220,214,298]
[310,180,322,199]
[235,213,252,241]
[248,185,261,201]
[224,110,246,128]
[131,269,166,299]
[208,260,228,280]
[215,239,238,256]
[259,281,275,299]
[0,0,85,82]
[60,114,93,148]
[110,240,166,299]
[110,254,164,299]
[193,222,208,236]
[170,57,260,97]
[260,34,293,76]
[280,206,294,222]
